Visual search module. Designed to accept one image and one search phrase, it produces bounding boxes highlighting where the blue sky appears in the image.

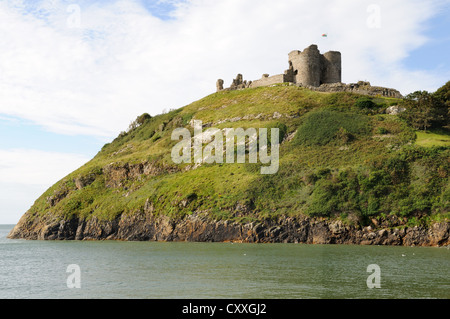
[402,2,450,72]
[139,0,187,19]
[0,0,449,224]
[0,115,103,155]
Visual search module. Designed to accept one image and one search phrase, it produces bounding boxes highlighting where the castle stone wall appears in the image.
[250,74,285,88]
[308,81,402,98]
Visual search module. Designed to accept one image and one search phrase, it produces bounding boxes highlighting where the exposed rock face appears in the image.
[74,174,96,190]
[307,81,403,98]
[8,212,450,247]
[103,161,179,188]
[386,105,406,115]
[46,189,69,207]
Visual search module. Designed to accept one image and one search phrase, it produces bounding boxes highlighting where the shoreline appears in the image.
[7,212,450,247]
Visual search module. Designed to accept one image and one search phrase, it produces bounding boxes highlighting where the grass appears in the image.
[415,129,450,147]
[294,109,371,146]
[25,86,449,227]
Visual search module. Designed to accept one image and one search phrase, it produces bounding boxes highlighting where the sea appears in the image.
[0,224,449,299]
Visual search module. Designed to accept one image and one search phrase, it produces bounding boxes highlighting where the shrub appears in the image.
[376,127,388,134]
[294,109,370,146]
[127,113,152,132]
[306,179,338,217]
[355,97,376,109]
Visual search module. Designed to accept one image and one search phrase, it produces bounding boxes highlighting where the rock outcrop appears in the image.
[307,81,403,98]
[8,212,450,247]
[103,161,180,188]
[386,105,406,115]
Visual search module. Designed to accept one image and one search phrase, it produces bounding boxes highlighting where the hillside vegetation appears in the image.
[25,83,449,229]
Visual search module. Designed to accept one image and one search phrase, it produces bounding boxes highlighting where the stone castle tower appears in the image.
[286,44,341,86]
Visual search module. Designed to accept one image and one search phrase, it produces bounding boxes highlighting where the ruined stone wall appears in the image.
[250,74,285,88]
[307,81,403,98]
[217,74,252,92]
[216,79,224,92]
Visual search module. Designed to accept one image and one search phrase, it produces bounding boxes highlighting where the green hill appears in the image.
[8,84,450,245]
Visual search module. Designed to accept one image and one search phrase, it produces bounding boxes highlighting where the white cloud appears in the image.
[0,148,90,223]
[0,149,90,185]
[0,0,447,138]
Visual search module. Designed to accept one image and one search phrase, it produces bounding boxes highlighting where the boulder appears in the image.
[386,105,406,115]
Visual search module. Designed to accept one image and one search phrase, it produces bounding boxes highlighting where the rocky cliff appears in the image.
[9,211,450,246]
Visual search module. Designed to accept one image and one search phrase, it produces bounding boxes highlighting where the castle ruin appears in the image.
[216,44,402,98]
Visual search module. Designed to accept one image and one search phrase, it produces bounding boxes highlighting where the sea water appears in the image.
[0,224,448,299]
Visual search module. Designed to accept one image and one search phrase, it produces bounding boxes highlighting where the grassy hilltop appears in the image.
[21,83,450,232]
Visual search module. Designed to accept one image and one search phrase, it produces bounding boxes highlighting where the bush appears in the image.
[294,109,370,146]
[355,97,376,109]
[127,113,152,132]
[306,179,338,217]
